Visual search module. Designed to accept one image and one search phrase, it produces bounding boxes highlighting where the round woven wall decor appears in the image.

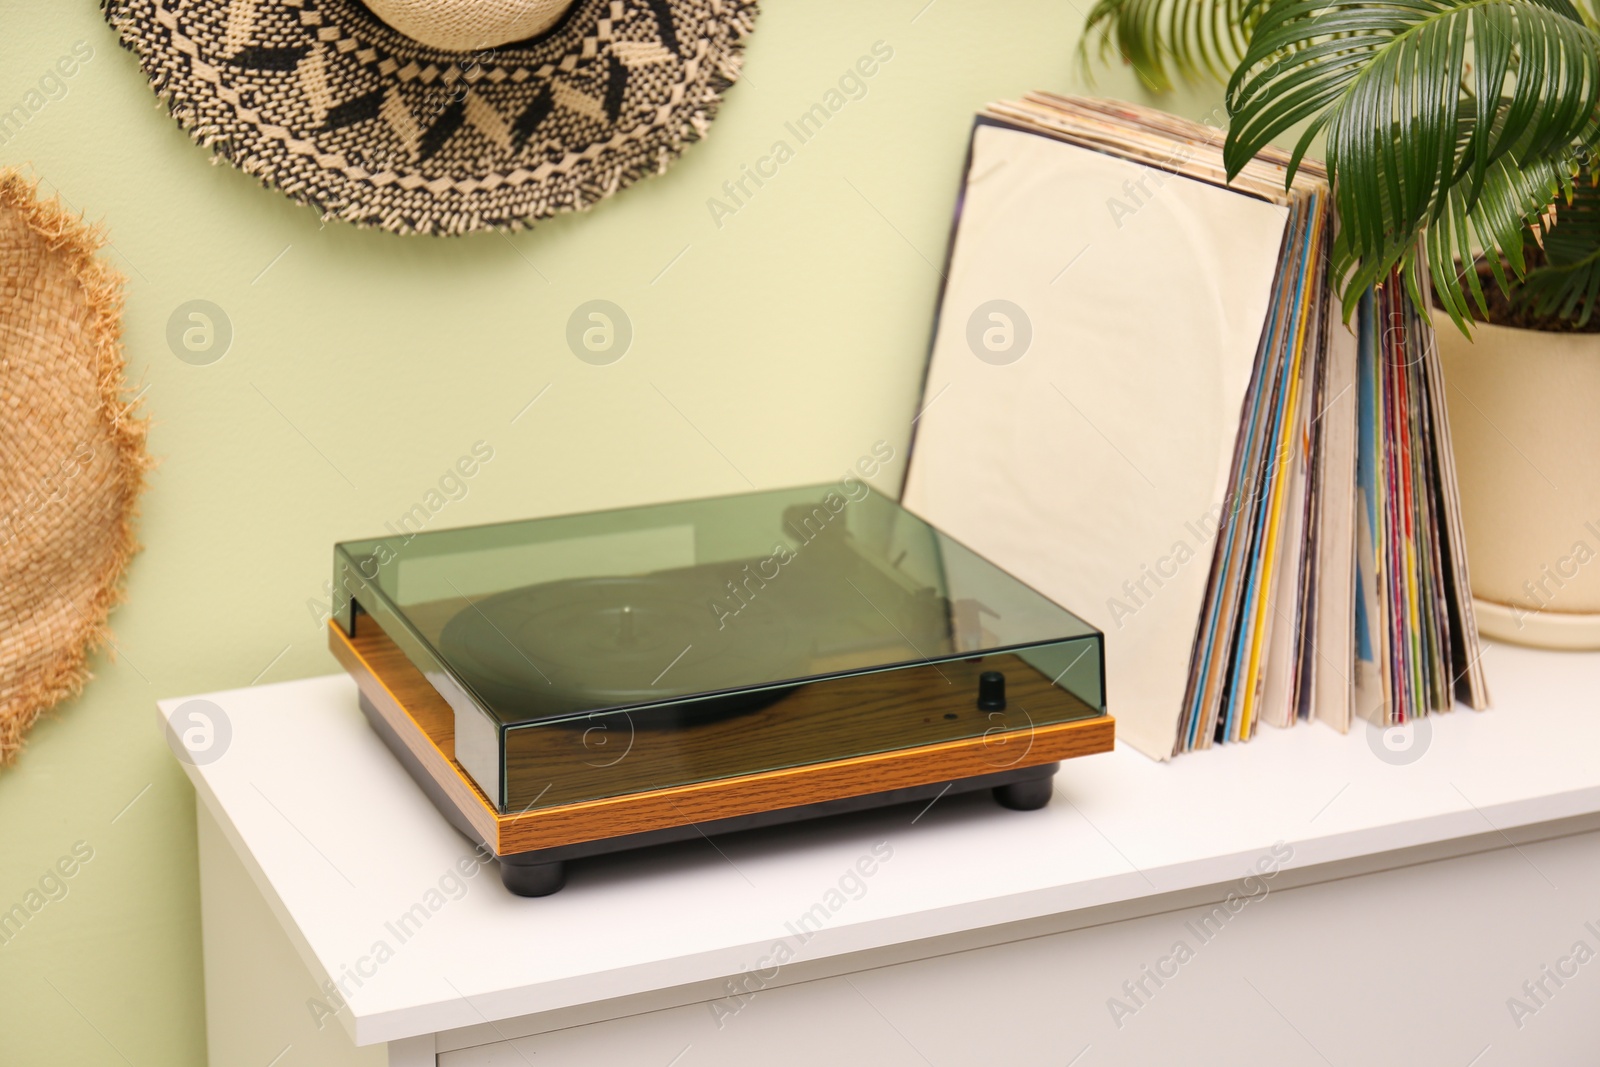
[0,170,148,764]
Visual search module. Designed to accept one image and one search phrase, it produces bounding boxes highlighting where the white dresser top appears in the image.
[160,642,1600,1044]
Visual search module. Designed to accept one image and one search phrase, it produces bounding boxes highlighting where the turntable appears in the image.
[328,483,1111,895]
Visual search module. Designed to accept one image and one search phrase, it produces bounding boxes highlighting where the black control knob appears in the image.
[977,670,1006,711]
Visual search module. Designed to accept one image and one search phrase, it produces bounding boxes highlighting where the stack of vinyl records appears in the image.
[902,93,1488,760]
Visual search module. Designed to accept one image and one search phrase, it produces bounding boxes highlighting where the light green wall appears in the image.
[0,2,1206,1060]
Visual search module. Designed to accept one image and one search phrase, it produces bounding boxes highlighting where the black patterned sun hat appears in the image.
[102,0,758,235]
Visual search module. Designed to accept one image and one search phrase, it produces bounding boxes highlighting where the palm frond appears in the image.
[1080,0,1258,92]
[1224,0,1600,328]
[1518,177,1600,324]
[1416,153,1571,329]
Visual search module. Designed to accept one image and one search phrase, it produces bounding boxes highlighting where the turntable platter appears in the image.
[438,570,808,724]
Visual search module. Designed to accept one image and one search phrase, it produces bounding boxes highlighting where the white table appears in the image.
[163,641,1600,1066]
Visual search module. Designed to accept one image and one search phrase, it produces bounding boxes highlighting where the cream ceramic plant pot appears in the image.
[1433,311,1600,648]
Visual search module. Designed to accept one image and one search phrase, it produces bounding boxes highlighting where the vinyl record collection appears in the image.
[904,93,1487,759]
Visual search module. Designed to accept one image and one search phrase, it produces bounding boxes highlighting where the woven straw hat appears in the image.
[364,1,578,51]
[103,0,759,235]
[0,171,148,764]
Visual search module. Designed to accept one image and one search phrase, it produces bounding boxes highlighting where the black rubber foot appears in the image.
[993,776,1054,811]
[499,858,567,897]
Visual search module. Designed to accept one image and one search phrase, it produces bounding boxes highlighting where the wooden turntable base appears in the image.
[329,618,1116,895]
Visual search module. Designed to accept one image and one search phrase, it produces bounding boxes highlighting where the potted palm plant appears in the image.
[1080,0,1600,648]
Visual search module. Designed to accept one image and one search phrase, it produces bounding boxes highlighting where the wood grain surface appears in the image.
[329,619,1115,855]
[500,650,1102,809]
